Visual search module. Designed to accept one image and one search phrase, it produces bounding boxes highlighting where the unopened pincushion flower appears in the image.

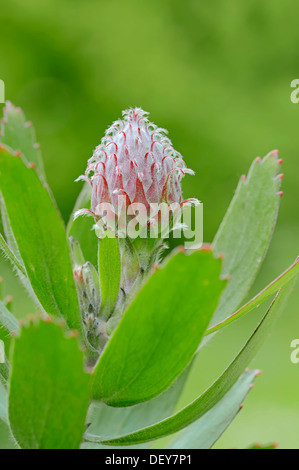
[75,107,198,240]
[0,101,298,450]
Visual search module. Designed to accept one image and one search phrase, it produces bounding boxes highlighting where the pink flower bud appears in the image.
[75,108,197,236]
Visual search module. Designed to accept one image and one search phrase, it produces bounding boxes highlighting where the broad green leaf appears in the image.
[206,256,299,335]
[67,183,98,267]
[0,101,46,181]
[169,370,256,449]
[0,146,82,333]
[85,366,190,442]
[212,151,282,325]
[98,235,121,318]
[92,249,226,406]
[97,281,295,446]
[9,319,91,449]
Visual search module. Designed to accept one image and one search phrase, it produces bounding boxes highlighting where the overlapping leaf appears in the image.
[92,249,226,406]
[169,370,257,449]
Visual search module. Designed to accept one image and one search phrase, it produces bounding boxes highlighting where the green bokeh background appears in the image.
[0,0,299,449]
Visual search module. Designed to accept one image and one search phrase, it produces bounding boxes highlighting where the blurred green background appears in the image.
[0,0,299,449]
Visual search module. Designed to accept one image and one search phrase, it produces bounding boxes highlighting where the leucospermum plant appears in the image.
[0,102,298,450]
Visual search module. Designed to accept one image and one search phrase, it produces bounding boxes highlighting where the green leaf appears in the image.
[0,234,26,277]
[67,183,98,267]
[80,442,149,449]
[0,301,20,350]
[97,281,295,446]
[98,235,121,318]
[212,151,282,325]
[169,370,257,449]
[248,442,278,449]
[206,256,299,335]
[9,319,91,449]
[0,101,46,181]
[85,365,190,442]
[92,249,226,407]
[0,146,82,333]
[0,380,8,424]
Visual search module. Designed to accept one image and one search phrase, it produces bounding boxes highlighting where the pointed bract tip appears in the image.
[255,370,263,377]
[201,243,212,252]
[70,330,79,338]
[272,149,279,155]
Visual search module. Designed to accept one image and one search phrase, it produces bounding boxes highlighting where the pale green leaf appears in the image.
[212,151,282,325]
[169,370,256,449]
[0,101,46,181]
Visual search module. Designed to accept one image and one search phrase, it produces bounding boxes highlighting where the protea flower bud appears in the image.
[75,108,198,289]
[75,108,197,235]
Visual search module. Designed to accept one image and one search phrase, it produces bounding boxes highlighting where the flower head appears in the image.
[75,108,197,237]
